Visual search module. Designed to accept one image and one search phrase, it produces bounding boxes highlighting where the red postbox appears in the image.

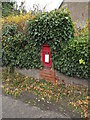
[42,44,52,67]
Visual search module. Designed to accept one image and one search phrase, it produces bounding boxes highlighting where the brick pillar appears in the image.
[39,67,57,83]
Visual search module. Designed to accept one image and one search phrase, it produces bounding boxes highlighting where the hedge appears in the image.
[2,12,35,32]
[27,7,74,44]
[2,23,42,69]
[2,24,23,68]
[2,7,89,78]
[27,7,74,68]
[54,36,89,78]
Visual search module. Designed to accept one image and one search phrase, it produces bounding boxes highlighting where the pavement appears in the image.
[16,68,88,87]
[2,94,70,118]
[0,67,81,118]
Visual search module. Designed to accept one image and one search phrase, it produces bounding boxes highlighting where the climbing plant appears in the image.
[2,7,89,78]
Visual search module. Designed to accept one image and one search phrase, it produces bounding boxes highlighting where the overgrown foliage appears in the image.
[2,12,35,32]
[54,36,89,78]
[2,2,20,17]
[2,7,89,78]
[27,7,74,44]
[2,24,25,69]
[27,7,74,69]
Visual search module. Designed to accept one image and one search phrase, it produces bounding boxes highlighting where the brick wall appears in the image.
[39,68,56,83]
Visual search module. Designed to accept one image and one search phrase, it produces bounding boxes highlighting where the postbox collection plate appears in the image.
[45,54,49,63]
[42,44,52,67]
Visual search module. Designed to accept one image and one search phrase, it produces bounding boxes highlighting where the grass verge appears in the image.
[1,68,89,118]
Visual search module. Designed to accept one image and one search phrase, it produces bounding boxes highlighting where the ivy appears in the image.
[2,7,89,78]
[55,36,89,78]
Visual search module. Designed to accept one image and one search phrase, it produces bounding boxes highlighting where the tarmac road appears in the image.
[2,94,70,118]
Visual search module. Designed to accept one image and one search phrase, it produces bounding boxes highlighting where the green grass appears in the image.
[2,68,89,118]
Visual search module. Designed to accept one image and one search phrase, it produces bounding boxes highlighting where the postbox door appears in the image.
[42,45,52,67]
